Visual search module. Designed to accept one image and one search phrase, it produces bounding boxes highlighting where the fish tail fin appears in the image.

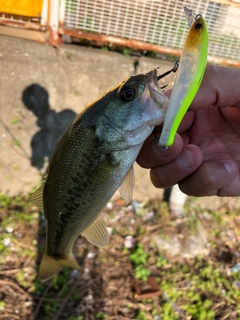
[39,251,81,281]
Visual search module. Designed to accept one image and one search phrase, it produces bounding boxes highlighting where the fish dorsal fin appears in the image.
[82,214,109,247]
[29,185,44,211]
[119,165,135,204]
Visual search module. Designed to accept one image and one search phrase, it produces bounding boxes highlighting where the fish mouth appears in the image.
[146,69,169,109]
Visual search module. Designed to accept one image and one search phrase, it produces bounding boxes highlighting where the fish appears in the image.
[158,6,208,147]
[29,68,169,281]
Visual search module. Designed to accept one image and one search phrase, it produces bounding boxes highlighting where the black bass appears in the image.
[30,69,168,281]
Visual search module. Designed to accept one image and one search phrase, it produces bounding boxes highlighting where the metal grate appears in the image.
[64,0,240,63]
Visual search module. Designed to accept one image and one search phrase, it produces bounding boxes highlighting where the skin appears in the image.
[137,64,240,197]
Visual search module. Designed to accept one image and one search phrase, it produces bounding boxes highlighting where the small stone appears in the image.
[6,227,13,233]
[3,237,11,247]
[84,294,93,301]
[87,251,95,259]
[107,227,113,235]
[231,263,240,273]
[106,202,113,210]
[124,236,136,249]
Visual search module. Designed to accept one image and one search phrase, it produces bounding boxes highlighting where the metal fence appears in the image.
[63,0,240,64]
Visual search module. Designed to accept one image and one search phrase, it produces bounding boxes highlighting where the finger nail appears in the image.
[176,149,193,169]
[154,142,170,158]
[223,160,236,178]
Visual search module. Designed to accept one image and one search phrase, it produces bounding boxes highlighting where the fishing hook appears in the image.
[157,59,179,83]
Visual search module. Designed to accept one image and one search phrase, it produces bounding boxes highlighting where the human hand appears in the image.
[137,64,240,196]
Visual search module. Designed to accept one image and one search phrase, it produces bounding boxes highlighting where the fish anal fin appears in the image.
[39,251,81,282]
[119,166,135,204]
[29,185,44,212]
[82,214,109,247]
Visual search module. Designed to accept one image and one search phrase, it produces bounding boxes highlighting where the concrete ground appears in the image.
[0,35,239,210]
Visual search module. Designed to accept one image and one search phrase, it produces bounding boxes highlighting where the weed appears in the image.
[121,48,131,57]
[137,225,146,236]
[184,299,215,319]
[0,301,5,311]
[17,270,28,288]
[156,255,167,268]
[135,265,151,281]
[13,165,21,171]
[130,244,148,265]
[74,89,81,96]
[44,302,61,318]
[0,194,13,207]
[161,301,179,320]
[136,310,148,320]
[188,213,200,233]
[130,243,151,281]
[12,139,21,147]
[10,117,19,125]
[101,46,109,52]
[96,312,107,319]
[65,51,73,60]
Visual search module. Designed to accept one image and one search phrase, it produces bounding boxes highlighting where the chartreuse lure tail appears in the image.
[159,7,208,147]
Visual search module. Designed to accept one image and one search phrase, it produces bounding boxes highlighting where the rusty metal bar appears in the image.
[0,17,43,31]
[59,27,240,67]
[59,27,182,56]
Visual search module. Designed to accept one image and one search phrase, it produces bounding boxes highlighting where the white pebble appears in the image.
[3,237,11,246]
[87,251,95,259]
[106,202,113,210]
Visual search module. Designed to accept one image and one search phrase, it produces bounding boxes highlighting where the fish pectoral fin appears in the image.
[82,214,109,247]
[39,251,81,281]
[119,165,135,204]
[29,185,44,212]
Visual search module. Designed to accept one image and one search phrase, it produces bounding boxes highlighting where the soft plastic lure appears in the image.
[158,6,208,147]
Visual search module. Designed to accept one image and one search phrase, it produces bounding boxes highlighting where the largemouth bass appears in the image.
[30,69,168,281]
[159,6,208,147]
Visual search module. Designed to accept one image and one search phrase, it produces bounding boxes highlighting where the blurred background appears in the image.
[0,1,240,319]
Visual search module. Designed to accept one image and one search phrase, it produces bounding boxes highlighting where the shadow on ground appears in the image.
[22,83,77,172]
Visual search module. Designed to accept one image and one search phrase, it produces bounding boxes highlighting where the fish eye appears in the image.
[119,86,136,101]
[195,23,202,30]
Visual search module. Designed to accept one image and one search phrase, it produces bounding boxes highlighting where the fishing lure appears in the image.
[158,6,208,147]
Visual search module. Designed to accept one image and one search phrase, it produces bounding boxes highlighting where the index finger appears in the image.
[137,133,184,169]
[190,64,240,110]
